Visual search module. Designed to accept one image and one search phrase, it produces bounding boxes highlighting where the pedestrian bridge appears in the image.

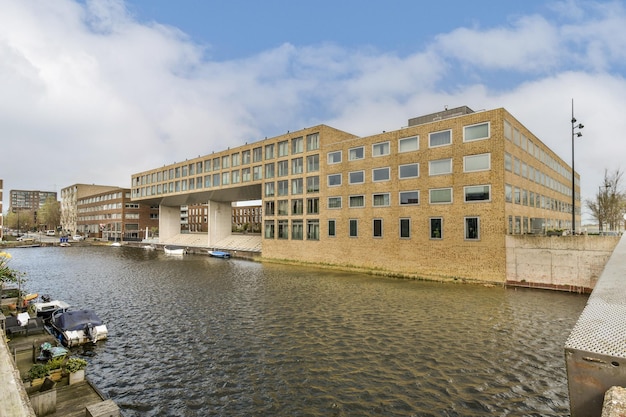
[161,233,262,252]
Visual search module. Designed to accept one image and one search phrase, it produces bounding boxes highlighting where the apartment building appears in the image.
[74,187,159,241]
[9,189,57,211]
[131,106,578,283]
[61,184,120,234]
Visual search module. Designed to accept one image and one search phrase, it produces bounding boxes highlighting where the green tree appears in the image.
[38,196,61,231]
[0,252,25,307]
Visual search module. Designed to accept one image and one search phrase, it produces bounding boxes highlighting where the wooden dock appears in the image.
[5,330,119,416]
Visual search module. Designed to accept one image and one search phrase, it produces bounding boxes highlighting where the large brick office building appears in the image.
[131,106,577,283]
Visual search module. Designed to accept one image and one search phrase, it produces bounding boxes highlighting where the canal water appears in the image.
[7,246,587,417]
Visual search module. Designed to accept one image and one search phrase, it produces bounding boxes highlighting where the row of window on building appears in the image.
[264,217,481,241]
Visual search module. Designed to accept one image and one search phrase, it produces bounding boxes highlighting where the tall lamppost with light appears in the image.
[571,99,584,234]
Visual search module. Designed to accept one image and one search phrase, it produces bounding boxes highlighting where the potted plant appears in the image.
[46,356,66,382]
[27,363,49,386]
[65,357,88,385]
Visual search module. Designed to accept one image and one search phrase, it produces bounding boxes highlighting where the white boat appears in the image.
[164,246,186,255]
[49,309,108,347]
[143,244,156,250]
[110,242,122,247]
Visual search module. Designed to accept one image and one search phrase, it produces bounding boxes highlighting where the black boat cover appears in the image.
[54,309,103,331]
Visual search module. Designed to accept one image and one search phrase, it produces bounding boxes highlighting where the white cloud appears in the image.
[1,0,625,226]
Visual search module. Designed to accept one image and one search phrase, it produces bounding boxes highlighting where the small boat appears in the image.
[164,246,186,255]
[110,242,122,247]
[49,309,108,347]
[60,242,71,247]
[142,244,156,250]
[208,250,231,259]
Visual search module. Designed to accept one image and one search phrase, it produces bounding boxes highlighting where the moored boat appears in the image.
[49,309,108,347]
[208,250,230,259]
[164,246,186,255]
[32,298,71,322]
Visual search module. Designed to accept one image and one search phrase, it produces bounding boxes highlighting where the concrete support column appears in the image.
[207,201,231,246]
[158,205,181,242]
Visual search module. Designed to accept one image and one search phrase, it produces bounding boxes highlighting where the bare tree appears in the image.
[586,168,625,232]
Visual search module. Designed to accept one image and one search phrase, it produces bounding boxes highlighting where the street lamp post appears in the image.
[571,99,584,234]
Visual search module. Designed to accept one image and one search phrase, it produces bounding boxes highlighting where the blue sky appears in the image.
[2,0,626,222]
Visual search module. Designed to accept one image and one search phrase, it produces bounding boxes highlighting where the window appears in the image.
[465,185,491,202]
[204,160,211,172]
[291,178,303,194]
[307,154,319,172]
[349,146,364,161]
[465,217,480,240]
[373,219,383,238]
[253,166,262,180]
[328,197,342,209]
[400,191,419,205]
[278,200,289,215]
[505,184,512,203]
[464,122,490,142]
[204,175,211,188]
[265,163,275,179]
[278,141,289,157]
[242,150,251,164]
[274,160,287,177]
[231,153,239,167]
[327,151,342,164]
[265,144,275,160]
[372,167,390,182]
[464,153,491,172]
[292,157,303,174]
[328,219,336,237]
[292,220,303,240]
[242,167,251,182]
[399,163,419,179]
[212,174,220,187]
[373,193,390,207]
[429,158,452,176]
[221,172,230,185]
[400,218,411,238]
[372,141,390,157]
[265,182,275,197]
[349,195,365,208]
[349,171,365,184]
[264,221,275,238]
[429,130,451,147]
[306,133,319,151]
[306,176,319,193]
[292,199,304,215]
[307,198,319,214]
[399,136,419,152]
[278,220,289,239]
[292,137,303,154]
[307,220,320,240]
[430,188,452,204]
[212,158,220,171]
[504,153,512,172]
[222,156,230,169]
[349,219,358,237]
[253,147,263,163]
[265,201,275,216]
[278,180,288,196]
[430,218,443,239]
[328,174,342,187]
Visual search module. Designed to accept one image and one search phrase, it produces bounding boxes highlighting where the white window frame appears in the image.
[372,193,390,207]
[373,218,383,238]
[327,173,342,187]
[399,136,419,153]
[399,163,419,179]
[349,170,365,184]
[429,188,453,204]
[429,158,452,176]
[349,146,364,161]
[372,167,390,182]
[399,190,419,205]
[327,196,342,209]
[429,129,452,148]
[372,141,390,157]
[464,122,490,142]
[327,151,342,164]
[463,153,491,172]
[349,195,365,208]
[464,185,491,202]
[465,217,480,240]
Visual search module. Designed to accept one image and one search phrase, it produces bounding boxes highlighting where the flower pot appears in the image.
[49,369,63,382]
[69,369,85,385]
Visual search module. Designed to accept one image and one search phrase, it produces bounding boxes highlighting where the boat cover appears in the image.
[54,309,104,331]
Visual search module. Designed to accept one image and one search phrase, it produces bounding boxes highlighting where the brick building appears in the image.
[130,106,578,283]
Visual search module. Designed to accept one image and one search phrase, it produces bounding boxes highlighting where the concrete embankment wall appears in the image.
[505,235,619,292]
[0,336,36,416]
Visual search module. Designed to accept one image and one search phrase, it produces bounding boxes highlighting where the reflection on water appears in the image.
[8,246,587,416]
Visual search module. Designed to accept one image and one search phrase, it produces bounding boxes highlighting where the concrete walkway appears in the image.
[0,335,35,417]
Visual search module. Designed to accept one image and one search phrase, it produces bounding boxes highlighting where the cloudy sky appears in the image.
[1,0,626,222]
